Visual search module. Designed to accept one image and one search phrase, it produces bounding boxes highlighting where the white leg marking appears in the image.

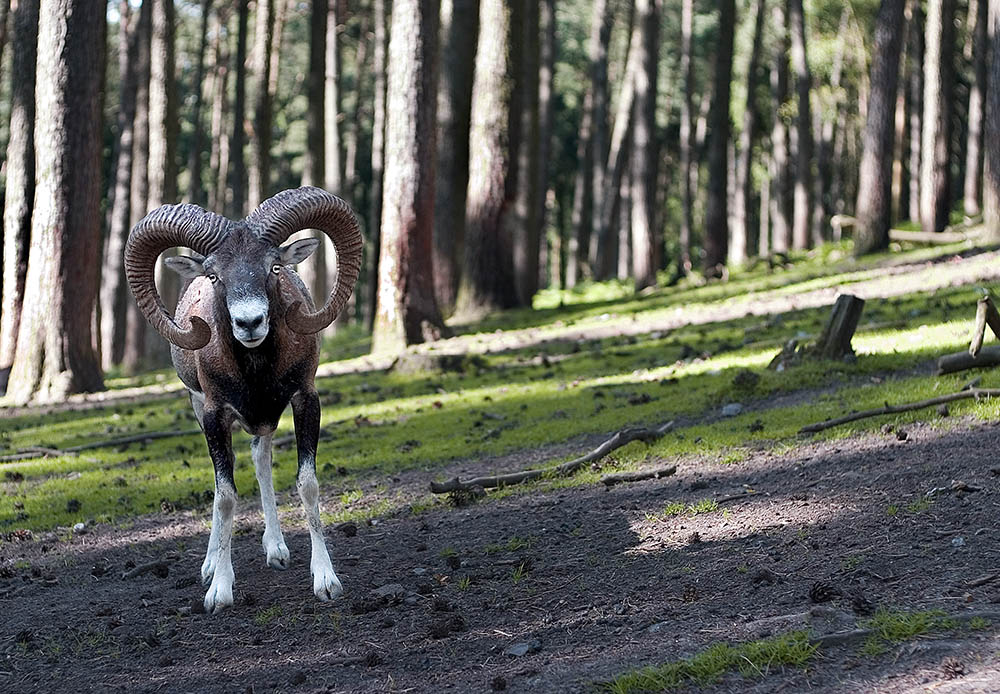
[203,480,237,614]
[200,484,222,586]
[252,435,289,570]
[297,460,342,601]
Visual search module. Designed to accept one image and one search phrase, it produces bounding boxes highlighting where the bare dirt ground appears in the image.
[2,412,1000,694]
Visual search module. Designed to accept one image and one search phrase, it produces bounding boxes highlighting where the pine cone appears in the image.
[850,591,875,615]
[942,657,965,679]
[682,585,699,603]
[809,580,841,603]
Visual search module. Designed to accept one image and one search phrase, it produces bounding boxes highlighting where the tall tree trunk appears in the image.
[567,84,594,285]
[345,5,369,206]
[122,0,153,374]
[920,0,956,234]
[324,0,344,193]
[788,0,814,249]
[536,0,556,290]
[6,0,105,404]
[226,0,249,218]
[730,0,765,267]
[675,0,695,275]
[818,7,849,234]
[703,0,736,276]
[629,0,659,291]
[100,0,143,369]
[586,0,614,278]
[454,0,521,318]
[984,0,1000,238]
[432,0,479,315]
[963,0,988,216]
[759,148,771,256]
[513,0,540,305]
[299,0,327,306]
[208,6,231,213]
[854,0,907,256]
[185,0,212,206]
[0,0,38,373]
[907,0,923,223]
[366,0,387,329]
[892,2,911,223]
[248,0,274,209]
[770,0,792,253]
[371,0,445,354]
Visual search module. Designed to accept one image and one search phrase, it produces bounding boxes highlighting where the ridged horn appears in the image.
[124,204,233,350]
[247,186,363,334]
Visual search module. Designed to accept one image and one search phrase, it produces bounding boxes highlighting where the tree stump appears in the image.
[809,294,865,361]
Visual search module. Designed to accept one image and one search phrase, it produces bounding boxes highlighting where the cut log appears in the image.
[969,295,1000,357]
[938,346,1000,375]
[809,294,865,361]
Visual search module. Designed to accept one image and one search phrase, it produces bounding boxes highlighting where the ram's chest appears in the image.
[210,360,309,433]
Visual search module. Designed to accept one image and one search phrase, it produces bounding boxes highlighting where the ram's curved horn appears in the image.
[247,186,363,334]
[124,204,234,350]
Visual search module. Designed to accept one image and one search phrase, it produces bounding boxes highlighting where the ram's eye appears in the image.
[271,264,281,274]
[208,273,218,283]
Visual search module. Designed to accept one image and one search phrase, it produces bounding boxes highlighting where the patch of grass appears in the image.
[904,498,932,514]
[511,561,529,584]
[600,630,817,693]
[485,535,532,555]
[439,546,457,558]
[339,488,363,505]
[254,604,283,627]
[456,575,471,590]
[862,607,952,647]
[647,499,718,521]
[968,616,991,631]
[886,504,899,517]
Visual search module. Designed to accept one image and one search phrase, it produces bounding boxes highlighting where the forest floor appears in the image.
[3,240,1000,693]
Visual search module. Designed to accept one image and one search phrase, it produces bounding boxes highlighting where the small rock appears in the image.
[504,638,542,657]
[157,655,175,667]
[412,567,427,575]
[380,616,395,628]
[371,583,406,601]
[73,522,86,533]
[721,403,743,417]
[646,622,670,633]
[403,595,420,607]
[951,536,966,547]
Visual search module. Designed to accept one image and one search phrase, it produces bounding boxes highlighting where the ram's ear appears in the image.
[279,238,320,265]
[164,255,205,279]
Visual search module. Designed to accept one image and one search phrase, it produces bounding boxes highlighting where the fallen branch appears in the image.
[966,573,1000,588]
[0,429,202,462]
[600,465,677,487]
[799,389,1000,434]
[430,421,675,494]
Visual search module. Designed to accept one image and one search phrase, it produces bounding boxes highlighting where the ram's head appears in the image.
[124,187,363,350]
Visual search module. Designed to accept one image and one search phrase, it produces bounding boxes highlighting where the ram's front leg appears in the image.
[291,387,343,601]
[200,406,238,614]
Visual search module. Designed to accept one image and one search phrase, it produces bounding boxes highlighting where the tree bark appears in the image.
[208,5,231,213]
[963,0,988,217]
[122,0,153,375]
[513,0,540,305]
[536,0,556,291]
[985,0,1000,239]
[366,0,387,328]
[907,0,923,224]
[676,0,695,276]
[770,0,792,253]
[226,0,249,218]
[0,0,38,374]
[248,0,274,210]
[854,0,907,256]
[920,0,956,234]
[299,0,327,306]
[818,8,849,234]
[730,0,765,267]
[454,0,521,318]
[788,0,814,249]
[185,0,212,206]
[371,0,445,354]
[6,0,105,404]
[432,0,478,315]
[702,0,736,276]
[586,0,614,280]
[629,0,659,291]
[100,0,143,370]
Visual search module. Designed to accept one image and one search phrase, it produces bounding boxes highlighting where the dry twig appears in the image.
[799,389,1000,434]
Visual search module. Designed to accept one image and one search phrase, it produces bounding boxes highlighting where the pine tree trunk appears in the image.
[920,0,955,234]
[100,0,143,370]
[963,0,987,216]
[248,0,274,209]
[371,0,444,354]
[629,0,659,291]
[208,5,231,213]
[432,0,479,315]
[366,0,387,329]
[770,0,792,253]
[586,0,614,278]
[984,0,1000,239]
[702,0,736,276]
[907,0,923,224]
[0,0,38,373]
[677,0,695,275]
[567,89,593,286]
[299,0,327,306]
[122,0,152,375]
[324,0,344,193]
[818,8,849,233]
[854,0,907,256]
[730,0,765,267]
[536,0,556,290]
[454,0,521,318]
[6,0,105,404]
[788,0,814,249]
[513,0,540,305]
[226,0,249,218]
[185,0,212,206]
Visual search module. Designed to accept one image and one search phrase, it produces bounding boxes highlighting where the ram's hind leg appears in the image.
[252,434,290,569]
[291,387,343,601]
